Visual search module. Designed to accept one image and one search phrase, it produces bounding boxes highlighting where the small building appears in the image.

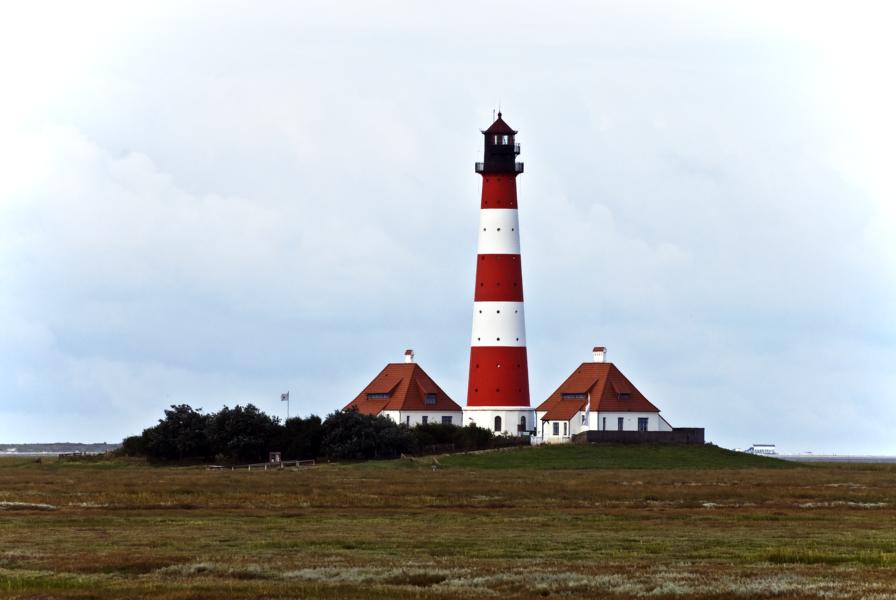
[746,444,776,455]
[535,346,673,443]
[343,350,463,426]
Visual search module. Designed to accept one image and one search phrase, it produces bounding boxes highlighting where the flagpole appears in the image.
[281,391,290,421]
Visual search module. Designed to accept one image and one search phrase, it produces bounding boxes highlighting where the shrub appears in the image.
[321,409,417,460]
[118,435,147,457]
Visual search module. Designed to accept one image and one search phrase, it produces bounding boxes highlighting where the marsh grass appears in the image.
[0,446,894,599]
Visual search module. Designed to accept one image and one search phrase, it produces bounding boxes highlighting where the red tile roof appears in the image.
[344,363,462,415]
[542,399,587,421]
[536,362,660,421]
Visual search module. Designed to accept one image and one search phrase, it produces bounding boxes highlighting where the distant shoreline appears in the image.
[0,443,120,457]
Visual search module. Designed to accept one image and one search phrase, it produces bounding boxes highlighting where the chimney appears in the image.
[404,349,415,363]
[592,346,607,363]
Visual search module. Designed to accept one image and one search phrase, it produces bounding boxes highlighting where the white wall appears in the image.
[534,410,583,443]
[463,407,534,436]
[589,412,664,432]
[381,410,463,427]
[534,411,675,443]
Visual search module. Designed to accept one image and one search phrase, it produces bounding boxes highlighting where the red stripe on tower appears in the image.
[465,113,534,435]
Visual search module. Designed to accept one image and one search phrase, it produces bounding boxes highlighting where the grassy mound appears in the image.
[438,443,798,470]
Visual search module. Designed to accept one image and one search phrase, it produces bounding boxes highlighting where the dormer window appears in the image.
[424,393,437,405]
[561,393,586,399]
[367,393,389,399]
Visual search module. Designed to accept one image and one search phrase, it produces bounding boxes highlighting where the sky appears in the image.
[1,1,893,453]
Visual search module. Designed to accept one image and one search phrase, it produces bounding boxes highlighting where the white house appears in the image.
[343,350,464,426]
[535,347,673,443]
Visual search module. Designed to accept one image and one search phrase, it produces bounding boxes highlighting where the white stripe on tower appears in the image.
[471,301,526,347]
[477,209,521,254]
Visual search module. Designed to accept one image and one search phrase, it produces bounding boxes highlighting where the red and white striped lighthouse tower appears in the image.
[464,113,534,436]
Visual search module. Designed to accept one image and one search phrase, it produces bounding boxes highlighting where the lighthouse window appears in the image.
[494,416,502,431]
[424,393,437,405]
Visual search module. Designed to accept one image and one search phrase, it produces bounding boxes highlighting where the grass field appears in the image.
[1,444,895,599]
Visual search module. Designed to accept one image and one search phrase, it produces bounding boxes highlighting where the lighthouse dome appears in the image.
[483,112,518,135]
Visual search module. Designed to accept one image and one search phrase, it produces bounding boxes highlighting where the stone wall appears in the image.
[572,428,705,444]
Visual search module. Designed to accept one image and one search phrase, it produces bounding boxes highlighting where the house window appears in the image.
[617,392,631,401]
[367,393,389,399]
[638,417,648,432]
[441,416,452,425]
[424,393,437,405]
[561,393,586,399]
[581,413,587,425]
[406,416,410,426]
[552,422,559,436]
[602,417,606,431]
[617,417,624,431]
[494,416,502,432]
[520,415,526,431]
[563,422,568,436]
[422,416,428,425]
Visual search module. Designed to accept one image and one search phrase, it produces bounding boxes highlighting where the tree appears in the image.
[143,404,211,461]
[275,415,323,460]
[207,404,280,463]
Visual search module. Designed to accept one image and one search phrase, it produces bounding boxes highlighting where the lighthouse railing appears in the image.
[474,162,525,174]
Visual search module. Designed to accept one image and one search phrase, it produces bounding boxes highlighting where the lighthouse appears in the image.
[464,113,535,436]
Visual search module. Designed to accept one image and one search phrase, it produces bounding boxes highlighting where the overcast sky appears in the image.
[1,1,893,453]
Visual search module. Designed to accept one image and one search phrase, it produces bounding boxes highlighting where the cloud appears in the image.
[0,2,893,452]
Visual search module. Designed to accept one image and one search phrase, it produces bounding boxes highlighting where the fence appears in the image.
[208,459,316,471]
